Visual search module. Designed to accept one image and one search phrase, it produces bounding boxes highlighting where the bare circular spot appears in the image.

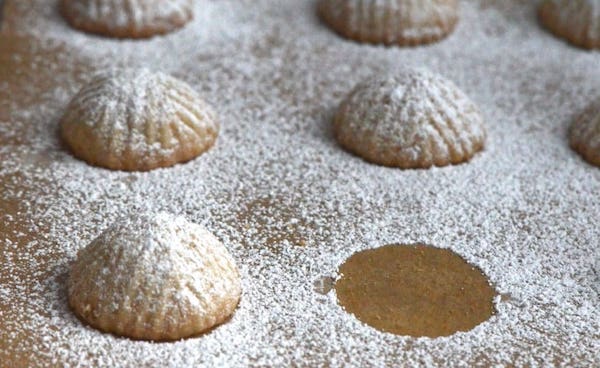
[335,244,496,337]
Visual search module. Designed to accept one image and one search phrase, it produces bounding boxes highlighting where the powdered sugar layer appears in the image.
[1,0,600,367]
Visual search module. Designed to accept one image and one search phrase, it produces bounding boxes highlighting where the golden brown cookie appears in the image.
[570,103,600,167]
[333,68,486,169]
[61,68,219,171]
[318,0,459,46]
[60,0,194,39]
[539,0,600,49]
[68,212,242,341]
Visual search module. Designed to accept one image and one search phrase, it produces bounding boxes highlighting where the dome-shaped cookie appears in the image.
[539,0,600,49]
[570,103,600,167]
[333,69,486,168]
[61,68,219,171]
[318,0,459,46]
[68,212,242,341]
[60,0,194,39]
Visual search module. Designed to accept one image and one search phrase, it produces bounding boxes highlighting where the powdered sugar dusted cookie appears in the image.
[539,0,600,49]
[60,0,193,39]
[318,0,459,46]
[61,68,219,171]
[334,69,486,168]
[68,212,242,341]
[570,103,600,167]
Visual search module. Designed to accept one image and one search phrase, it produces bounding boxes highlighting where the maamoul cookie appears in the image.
[539,0,600,49]
[318,0,459,46]
[570,103,600,167]
[334,69,486,168]
[61,68,219,171]
[60,0,194,39]
[68,212,242,341]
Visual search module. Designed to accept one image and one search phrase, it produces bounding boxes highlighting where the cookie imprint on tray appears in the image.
[335,244,497,337]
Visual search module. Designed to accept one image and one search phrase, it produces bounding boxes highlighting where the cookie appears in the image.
[60,68,219,171]
[570,103,600,167]
[539,0,600,49]
[318,0,459,46]
[333,68,486,168]
[68,212,242,341]
[60,0,194,39]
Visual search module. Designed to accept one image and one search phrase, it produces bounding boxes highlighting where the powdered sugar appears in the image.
[1,0,599,366]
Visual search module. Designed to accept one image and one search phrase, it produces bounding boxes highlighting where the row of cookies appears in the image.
[58,0,600,167]
[319,0,600,50]
[61,64,599,172]
[60,0,600,50]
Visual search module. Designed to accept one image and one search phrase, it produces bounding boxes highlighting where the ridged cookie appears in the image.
[68,212,242,341]
[570,103,600,167]
[61,68,219,171]
[318,0,459,46]
[60,0,194,39]
[334,69,486,168]
[539,0,600,49]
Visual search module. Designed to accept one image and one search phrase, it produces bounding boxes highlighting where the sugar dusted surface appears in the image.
[0,0,600,367]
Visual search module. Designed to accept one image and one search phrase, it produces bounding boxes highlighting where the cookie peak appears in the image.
[102,211,202,251]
